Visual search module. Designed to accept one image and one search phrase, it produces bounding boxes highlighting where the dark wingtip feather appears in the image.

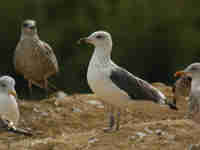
[8,127,33,136]
[167,101,178,110]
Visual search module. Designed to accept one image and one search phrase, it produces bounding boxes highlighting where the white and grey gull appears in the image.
[79,31,177,131]
[0,75,32,135]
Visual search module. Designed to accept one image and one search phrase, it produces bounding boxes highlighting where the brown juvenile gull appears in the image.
[14,20,59,96]
[78,31,177,132]
[172,73,192,106]
[175,63,200,118]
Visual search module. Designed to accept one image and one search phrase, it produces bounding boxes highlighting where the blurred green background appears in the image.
[1,0,200,96]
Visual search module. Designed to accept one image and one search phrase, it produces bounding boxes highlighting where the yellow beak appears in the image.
[8,90,17,98]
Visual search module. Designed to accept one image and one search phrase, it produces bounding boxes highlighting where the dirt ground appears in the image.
[0,83,200,150]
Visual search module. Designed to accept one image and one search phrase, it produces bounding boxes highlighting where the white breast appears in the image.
[0,94,19,124]
[87,54,131,107]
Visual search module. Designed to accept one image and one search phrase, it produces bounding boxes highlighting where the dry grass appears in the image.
[0,83,200,150]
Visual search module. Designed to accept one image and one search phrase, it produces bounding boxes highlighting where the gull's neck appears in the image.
[20,32,39,41]
[90,46,112,67]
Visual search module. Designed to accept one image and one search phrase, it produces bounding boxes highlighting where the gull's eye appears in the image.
[1,83,6,88]
[96,35,103,39]
[191,67,198,71]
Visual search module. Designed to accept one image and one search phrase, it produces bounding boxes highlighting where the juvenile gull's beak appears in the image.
[77,37,93,45]
[8,90,17,98]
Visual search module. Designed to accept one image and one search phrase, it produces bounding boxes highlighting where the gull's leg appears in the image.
[194,102,200,114]
[186,98,196,119]
[109,111,115,129]
[28,80,33,98]
[104,105,115,132]
[172,97,177,106]
[115,108,121,131]
[44,78,49,98]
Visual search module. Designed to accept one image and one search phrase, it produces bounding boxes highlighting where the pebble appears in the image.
[188,144,200,150]
[86,100,104,108]
[136,132,147,138]
[72,107,82,113]
[33,107,40,113]
[129,136,136,141]
[41,111,48,117]
[55,91,67,99]
[144,127,154,134]
[155,129,165,136]
[88,137,99,144]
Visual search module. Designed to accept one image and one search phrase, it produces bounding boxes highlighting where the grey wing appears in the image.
[38,41,59,73]
[110,67,166,103]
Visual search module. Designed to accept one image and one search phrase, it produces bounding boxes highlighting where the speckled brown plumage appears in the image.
[173,74,192,105]
[14,20,59,92]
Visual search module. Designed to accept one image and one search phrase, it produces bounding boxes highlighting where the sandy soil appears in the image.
[0,83,200,150]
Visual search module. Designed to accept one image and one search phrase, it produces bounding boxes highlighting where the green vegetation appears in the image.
[1,0,200,94]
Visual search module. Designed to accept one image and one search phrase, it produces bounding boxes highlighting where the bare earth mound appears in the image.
[0,83,200,150]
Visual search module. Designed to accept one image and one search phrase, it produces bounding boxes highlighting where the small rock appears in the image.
[136,132,147,138]
[155,129,165,136]
[88,137,98,144]
[52,91,68,99]
[96,105,104,109]
[33,107,40,113]
[55,107,62,113]
[167,134,175,141]
[72,107,82,113]
[41,112,48,117]
[87,100,102,105]
[188,144,200,150]
[144,127,153,134]
[86,100,104,108]
[129,136,136,141]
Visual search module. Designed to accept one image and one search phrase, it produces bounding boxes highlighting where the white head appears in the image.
[0,76,17,98]
[79,31,113,53]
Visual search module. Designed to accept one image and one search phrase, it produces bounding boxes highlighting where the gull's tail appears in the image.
[165,99,178,110]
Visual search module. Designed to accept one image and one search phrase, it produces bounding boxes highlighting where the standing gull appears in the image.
[79,31,177,131]
[175,63,200,118]
[0,76,19,124]
[14,20,59,97]
[0,76,32,136]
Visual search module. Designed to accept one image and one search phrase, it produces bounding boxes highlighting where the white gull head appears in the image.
[80,31,113,55]
[0,76,16,98]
